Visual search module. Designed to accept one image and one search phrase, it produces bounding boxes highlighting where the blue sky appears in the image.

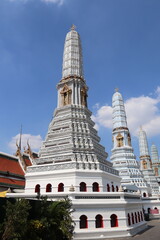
[0,0,160,160]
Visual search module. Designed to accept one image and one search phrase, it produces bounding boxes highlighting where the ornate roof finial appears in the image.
[24,139,33,157]
[115,87,119,92]
[70,24,76,31]
[27,139,30,148]
[15,139,22,157]
[19,124,22,151]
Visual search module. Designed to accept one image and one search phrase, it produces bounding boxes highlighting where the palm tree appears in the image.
[1,197,74,240]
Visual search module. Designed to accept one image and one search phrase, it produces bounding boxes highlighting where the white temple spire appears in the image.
[138,127,159,195]
[112,89,127,130]
[138,127,150,157]
[151,144,159,163]
[151,143,160,179]
[57,26,87,108]
[38,26,116,179]
[62,25,84,79]
[110,89,149,196]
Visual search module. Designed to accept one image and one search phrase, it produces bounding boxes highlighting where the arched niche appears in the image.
[60,84,72,106]
[116,133,124,147]
[80,87,88,107]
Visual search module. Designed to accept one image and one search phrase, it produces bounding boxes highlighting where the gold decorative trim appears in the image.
[140,155,150,159]
[116,133,123,147]
[60,84,72,106]
[113,127,128,132]
[81,86,88,107]
[60,75,84,82]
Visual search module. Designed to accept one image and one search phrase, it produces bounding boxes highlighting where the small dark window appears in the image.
[128,213,131,226]
[80,215,88,229]
[35,184,40,193]
[143,192,147,197]
[131,213,135,224]
[92,182,99,192]
[58,183,64,192]
[95,214,103,228]
[80,182,87,192]
[46,183,52,192]
[140,211,143,221]
[107,184,110,192]
[110,214,118,227]
[135,212,138,223]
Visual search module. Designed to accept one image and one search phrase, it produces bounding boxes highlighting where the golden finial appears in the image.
[115,88,119,92]
[70,24,76,31]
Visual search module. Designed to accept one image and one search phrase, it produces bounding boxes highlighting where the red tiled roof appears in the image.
[22,154,32,167]
[0,154,24,176]
[0,177,25,188]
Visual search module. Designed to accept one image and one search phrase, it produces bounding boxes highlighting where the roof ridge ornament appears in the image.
[70,24,76,31]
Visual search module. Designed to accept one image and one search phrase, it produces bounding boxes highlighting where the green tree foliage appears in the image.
[0,197,74,240]
[27,197,74,240]
[1,199,31,240]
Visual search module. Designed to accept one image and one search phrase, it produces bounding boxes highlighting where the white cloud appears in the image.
[125,96,160,136]
[93,86,160,138]
[41,0,64,5]
[92,103,100,109]
[8,0,64,5]
[8,134,43,153]
[9,0,29,2]
[156,86,160,98]
[93,105,112,129]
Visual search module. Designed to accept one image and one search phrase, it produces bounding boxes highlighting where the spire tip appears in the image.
[70,24,76,31]
[115,88,119,92]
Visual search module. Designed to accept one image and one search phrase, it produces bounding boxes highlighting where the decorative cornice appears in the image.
[140,155,151,159]
[27,162,119,176]
[60,75,85,82]
[113,127,129,132]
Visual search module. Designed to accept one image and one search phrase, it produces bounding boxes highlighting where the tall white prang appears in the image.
[139,127,159,195]
[7,26,151,239]
[110,89,149,196]
[35,25,118,177]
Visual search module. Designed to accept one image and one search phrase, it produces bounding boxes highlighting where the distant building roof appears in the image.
[22,154,32,167]
[0,153,24,176]
[0,143,37,190]
[0,152,25,189]
[0,177,25,189]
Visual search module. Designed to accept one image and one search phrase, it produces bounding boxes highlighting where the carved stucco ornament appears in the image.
[60,84,72,106]
[116,133,124,147]
[81,86,88,107]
